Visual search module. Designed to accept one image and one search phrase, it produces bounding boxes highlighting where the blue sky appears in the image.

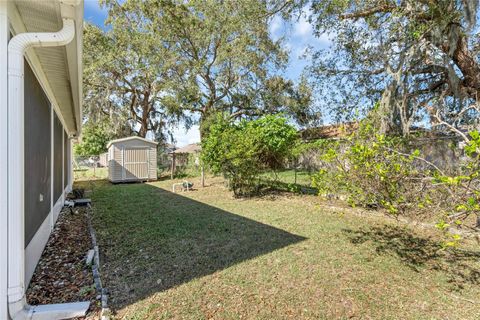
[83,1,330,146]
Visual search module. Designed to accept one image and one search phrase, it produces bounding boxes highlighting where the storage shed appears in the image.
[107,136,158,183]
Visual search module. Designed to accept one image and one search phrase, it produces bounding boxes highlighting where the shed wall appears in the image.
[108,139,157,182]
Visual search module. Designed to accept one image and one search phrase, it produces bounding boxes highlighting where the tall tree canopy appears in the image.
[83,20,182,140]
[306,0,480,138]
[88,0,315,139]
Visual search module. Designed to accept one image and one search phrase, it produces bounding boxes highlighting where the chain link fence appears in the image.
[73,154,108,180]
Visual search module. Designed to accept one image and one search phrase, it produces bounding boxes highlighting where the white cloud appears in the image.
[284,41,292,53]
[294,15,312,38]
[294,46,311,60]
[269,15,283,39]
[315,33,332,47]
[292,13,332,47]
[171,125,200,147]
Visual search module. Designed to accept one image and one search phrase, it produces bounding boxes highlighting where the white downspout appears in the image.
[8,18,89,320]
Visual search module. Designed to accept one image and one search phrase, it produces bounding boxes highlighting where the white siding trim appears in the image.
[24,214,50,286]
[147,149,150,178]
[121,146,125,180]
[67,138,72,192]
[50,103,54,231]
[0,2,8,319]
[62,130,64,194]
[25,186,68,286]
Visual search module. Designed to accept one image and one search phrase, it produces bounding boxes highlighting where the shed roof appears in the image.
[107,136,159,148]
[171,143,201,154]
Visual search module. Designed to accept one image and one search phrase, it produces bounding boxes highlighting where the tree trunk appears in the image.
[171,153,176,180]
[378,82,398,135]
[294,158,297,184]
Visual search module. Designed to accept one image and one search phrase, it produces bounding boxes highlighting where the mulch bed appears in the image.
[26,206,101,319]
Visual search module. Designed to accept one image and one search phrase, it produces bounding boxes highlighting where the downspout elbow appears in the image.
[8,18,75,71]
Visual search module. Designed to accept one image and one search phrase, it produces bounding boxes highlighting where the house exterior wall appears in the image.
[108,139,157,182]
[64,130,69,188]
[53,113,63,201]
[24,60,51,247]
[0,2,8,318]
[24,59,72,285]
[1,2,82,317]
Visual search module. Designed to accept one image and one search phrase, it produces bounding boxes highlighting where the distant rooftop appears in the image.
[170,143,201,154]
[300,122,359,140]
[300,122,461,141]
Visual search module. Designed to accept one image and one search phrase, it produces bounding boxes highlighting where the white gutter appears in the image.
[7,18,89,320]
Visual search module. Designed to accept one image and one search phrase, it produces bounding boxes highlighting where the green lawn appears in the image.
[74,167,108,181]
[261,169,314,187]
[77,177,480,320]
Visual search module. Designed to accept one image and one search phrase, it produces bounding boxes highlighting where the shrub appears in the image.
[202,114,298,196]
[433,131,480,232]
[312,123,424,214]
[311,121,480,239]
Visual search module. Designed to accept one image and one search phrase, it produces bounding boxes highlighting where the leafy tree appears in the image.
[74,120,113,156]
[434,130,480,231]
[305,0,480,137]
[83,20,181,140]
[202,114,298,196]
[101,0,316,138]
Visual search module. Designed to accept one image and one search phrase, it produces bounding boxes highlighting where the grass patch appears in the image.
[74,167,108,181]
[261,169,314,187]
[77,176,480,319]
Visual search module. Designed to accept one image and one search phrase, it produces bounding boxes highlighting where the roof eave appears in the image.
[60,0,83,137]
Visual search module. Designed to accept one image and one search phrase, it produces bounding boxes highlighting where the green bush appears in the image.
[432,131,480,234]
[311,121,480,243]
[312,123,423,214]
[74,120,113,156]
[202,114,298,196]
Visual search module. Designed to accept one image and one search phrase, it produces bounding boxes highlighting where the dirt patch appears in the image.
[26,207,101,319]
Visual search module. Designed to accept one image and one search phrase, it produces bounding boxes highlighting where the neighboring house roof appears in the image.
[301,122,462,141]
[9,0,83,136]
[170,143,201,154]
[164,143,175,149]
[160,143,176,153]
[300,122,359,140]
[107,136,159,148]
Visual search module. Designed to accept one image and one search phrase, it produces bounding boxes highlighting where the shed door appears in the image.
[122,147,149,180]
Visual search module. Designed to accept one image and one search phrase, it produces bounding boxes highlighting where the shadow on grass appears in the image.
[258,179,318,195]
[88,181,306,311]
[343,225,480,289]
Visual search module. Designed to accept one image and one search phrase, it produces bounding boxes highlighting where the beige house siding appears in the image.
[107,137,158,183]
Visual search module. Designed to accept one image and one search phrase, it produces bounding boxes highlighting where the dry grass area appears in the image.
[76,176,480,320]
